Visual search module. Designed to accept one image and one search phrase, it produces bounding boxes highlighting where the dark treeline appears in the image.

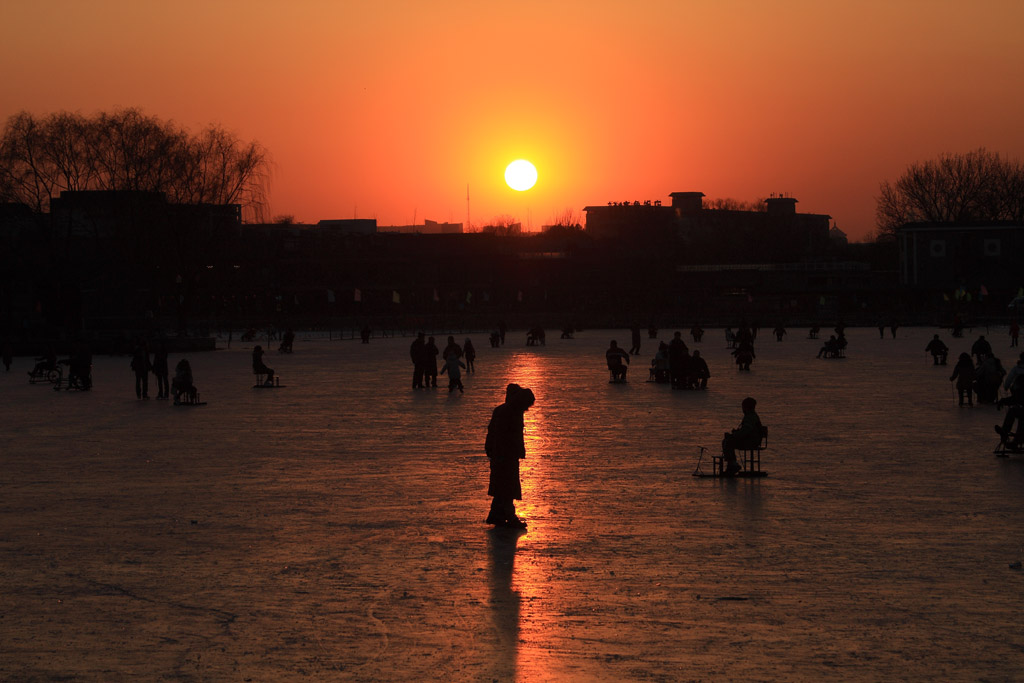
[876,148,1024,239]
[0,109,269,221]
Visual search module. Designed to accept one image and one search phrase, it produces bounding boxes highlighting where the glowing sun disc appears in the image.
[505,159,538,191]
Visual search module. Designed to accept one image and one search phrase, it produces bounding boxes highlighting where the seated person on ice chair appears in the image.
[722,397,763,476]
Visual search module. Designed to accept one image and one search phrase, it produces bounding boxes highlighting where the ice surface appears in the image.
[2,327,1023,680]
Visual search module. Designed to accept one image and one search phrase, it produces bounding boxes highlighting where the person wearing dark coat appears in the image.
[690,350,710,389]
[485,384,536,529]
[410,332,426,388]
[424,336,440,387]
[152,342,169,399]
[950,352,976,406]
[606,340,630,381]
[722,397,763,476]
[971,335,993,362]
[130,341,151,399]
[668,331,689,389]
[925,334,949,366]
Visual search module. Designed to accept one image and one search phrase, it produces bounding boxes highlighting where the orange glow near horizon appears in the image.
[2,1,1024,238]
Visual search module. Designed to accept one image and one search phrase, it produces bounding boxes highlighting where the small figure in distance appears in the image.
[440,351,466,393]
[690,350,710,389]
[152,341,169,399]
[648,324,658,340]
[424,336,440,387]
[606,340,630,382]
[650,341,670,383]
[252,344,275,386]
[1010,321,1019,348]
[971,334,993,363]
[463,338,476,373]
[172,358,197,404]
[489,331,501,348]
[690,323,703,343]
[130,339,151,399]
[279,328,295,353]
[560,325,574,339]
[925,334,949,366]
[951,316,964,338]
[732,338,755,371]
[526,327,546,346]
[817,335,839,359]
[2,340,11,372]
[808,324,820,340]
[63,340,93,390]
[485,383,536,529]
[410,332,426,389]
[949,352,976,407]
[890,321,899,339]
[773,325,787,342]
[724,327,736,348]
[629,324,642,356]
[722,397,763,477]
[498,320,507,346]
[877,321,886,339]
[360,325,371,344]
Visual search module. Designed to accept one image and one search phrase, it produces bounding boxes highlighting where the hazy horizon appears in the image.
[3,0,1023,240]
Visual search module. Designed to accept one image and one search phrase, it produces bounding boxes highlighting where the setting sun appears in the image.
[504,159,538,192]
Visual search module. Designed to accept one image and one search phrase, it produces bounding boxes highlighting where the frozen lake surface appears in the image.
[2,326,1024,681]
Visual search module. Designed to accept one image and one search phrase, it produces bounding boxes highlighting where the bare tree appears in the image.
[546,208,582,231]
[0,108,271,221]
[705,197,766,212]
[482,214,522,235]
[875,148,1024,240]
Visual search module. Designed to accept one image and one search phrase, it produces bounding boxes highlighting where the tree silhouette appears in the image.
[876,149,1024,240]
[0,108,270,221]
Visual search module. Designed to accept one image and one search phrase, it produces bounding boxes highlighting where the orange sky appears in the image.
[3,0,1023,240]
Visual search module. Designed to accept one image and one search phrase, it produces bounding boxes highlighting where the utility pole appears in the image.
[466,184,470,232]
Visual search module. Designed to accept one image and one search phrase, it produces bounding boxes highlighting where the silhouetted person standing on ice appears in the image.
[152,341,169,399]
[463,338,476,373]
[442,335,461,362]
[485,383,535,529]
[629,324,642,355]
[130,340,151,399]
[690,324,704,343]
[2,341,11,372]
[424,336,439,387]
[410,332,426,388]
[668,331,688,389]
[950,352,976,406]
[498,320,507,346]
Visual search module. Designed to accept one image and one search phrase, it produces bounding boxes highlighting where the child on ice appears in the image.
[440,354,466,393]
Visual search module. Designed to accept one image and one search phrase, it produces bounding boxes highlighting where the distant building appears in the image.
[317,218,377,235]
[379,219,462,234]
[583,191,831,264]
[898,222,1024,291]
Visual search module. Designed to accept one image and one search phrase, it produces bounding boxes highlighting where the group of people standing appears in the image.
[130,340,196,404]
[410,333,477,392]
[648,332,710,389]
